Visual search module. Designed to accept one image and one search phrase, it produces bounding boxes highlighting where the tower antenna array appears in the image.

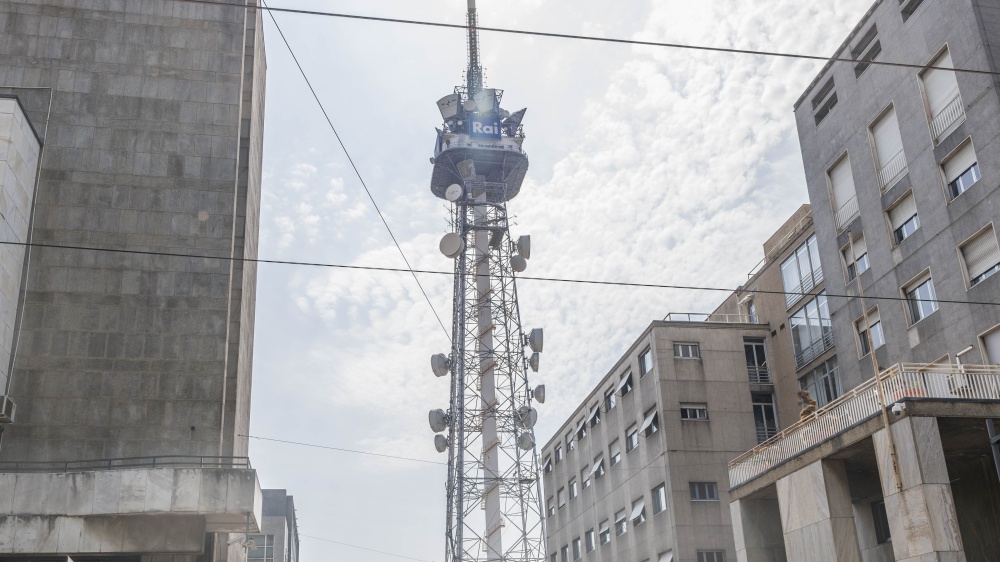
[466,0,483,95]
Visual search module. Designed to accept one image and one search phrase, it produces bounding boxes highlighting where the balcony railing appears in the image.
[747,366,771,384]
[0,455,252,473]
[728,363,1000,488]
[834,194,860,231]
[663,313,763,324]
[930,94,965,141]
[793,330,834,370]
[756,427,778,443]
[877,150,907,192]
[785,268,824,308]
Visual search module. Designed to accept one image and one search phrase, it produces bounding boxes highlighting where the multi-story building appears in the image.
[540,315,771,562]
[0,0,268,559]
[728,0,1000,560]
[253,489,300,562]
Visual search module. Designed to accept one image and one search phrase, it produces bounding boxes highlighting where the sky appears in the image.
[247,0,873,560]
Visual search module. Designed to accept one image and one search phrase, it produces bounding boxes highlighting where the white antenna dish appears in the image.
[533,384,546,404]
[429,409,448,433]
[431,353,450,377]
[528,328,543,353]
[517,432,535,450]
[440,233,464,258]
[517,235,531,259]
[434,434,448,453]
[528,352,539,372]
[463,99,477,111]
[511,255,527,272]
[515,406,538,429]
[445,184,464,202]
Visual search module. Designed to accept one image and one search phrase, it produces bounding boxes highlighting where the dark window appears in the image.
[852,25,881,77]
[894,214,920,244]
[948,163,981,200]
[872,500,891,544]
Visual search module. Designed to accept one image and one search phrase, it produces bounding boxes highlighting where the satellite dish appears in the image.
[511,255,527,272]
[533,384,546,404]
[445,184,464,202]
[500,109,511,119]
[440,233,464,259]
[529,352,539,372]
[463,100,476,111]
[434,434,448,453]
[431,353,450,377]
[429,409,448,433]
[528,328,543,353]
[517,235,531,259]
[517,432,535,451]
[515,406,538,429]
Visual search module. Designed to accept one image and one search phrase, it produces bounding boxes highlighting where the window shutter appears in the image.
[872,108,904,167]
[984,329,1000,364]
[865,308,880,328]
[828,156,857,209]
[853,235,868,260]
[943,142,977,183]
[888,194,917,229]
[922,50,960,117]
[962,228,1000,280]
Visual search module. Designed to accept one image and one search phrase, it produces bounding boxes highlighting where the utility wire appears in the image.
[3,240,996,308]
[301,534,436,562]
[260,0,451,343]
[176,0,1000,77]
[245,434,444,465]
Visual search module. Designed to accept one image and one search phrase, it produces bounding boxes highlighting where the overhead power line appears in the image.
[245,434,444,465]
[301,534,436,562]
[176,0,1000,77]
[260,0,451,342]
[1,239,995,309]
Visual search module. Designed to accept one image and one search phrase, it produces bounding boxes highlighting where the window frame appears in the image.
[639,346,654,377]
[680,403,709,421]
[609,439,621,466]
[872,500,891,544]
[886,191,920,245]
[585,529,596,552]
[614,509,628,536]
[689,482,720,501]
[565,432,574,453]
[959,223,1000,288]
[558,487,566,508]
[581,466,591,490]
[902,271,939,325]
[619,371,634,396]
[599,520,611,545]
[626,424,639,453]
[572,538,582,561]
[697,552,726,562]
[569,478,578,500]
[652,483,667,514]
[604,387,617,412]
[940,138,980,201]
[673,342,701,359]
[554,445,563,463]
[842,234,869,282]
[855,308,885,358]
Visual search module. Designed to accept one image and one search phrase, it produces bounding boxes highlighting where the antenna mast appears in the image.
[466,0,483,95]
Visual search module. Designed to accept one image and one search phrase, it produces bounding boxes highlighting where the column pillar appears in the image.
[776,459,863,562]
[731,494,787,562]
[873,416,965,562]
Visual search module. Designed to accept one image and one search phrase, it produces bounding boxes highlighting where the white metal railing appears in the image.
[785,268,824,308]
[728,363,1000,488]
[663,313,762,324]
[877,150,907,192]
[794,330,835,370]
[930,94,965,141]
[834,194,860,231]
[756,427,778,443]
[747,366,771,384]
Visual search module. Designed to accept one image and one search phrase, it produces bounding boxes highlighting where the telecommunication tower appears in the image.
[426,2,546,562]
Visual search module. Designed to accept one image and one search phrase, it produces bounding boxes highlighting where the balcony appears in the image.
[785,268,824,308]
[755,427,778,443]
[728,363,1000,488]
[930,94,965,141]
[747,366,771,384]
[664,312,763,324]
[877,150,907,192]
[794,330,834,370]
[833,194,859,231]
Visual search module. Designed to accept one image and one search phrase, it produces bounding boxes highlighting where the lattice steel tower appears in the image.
[426,2,546,562]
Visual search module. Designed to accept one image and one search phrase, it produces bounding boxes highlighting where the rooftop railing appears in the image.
[0,455,252,473]
[663,313,763,324]
[728,363,1000,488]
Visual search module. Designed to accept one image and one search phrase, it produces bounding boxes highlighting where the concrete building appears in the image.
[728,0,1000,560]
[540,315,771,562]
[251,489,299,562]
[0,0,268,559]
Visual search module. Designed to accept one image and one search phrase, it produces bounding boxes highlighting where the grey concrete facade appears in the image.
[541,319,769,562]
[254,489,298,562]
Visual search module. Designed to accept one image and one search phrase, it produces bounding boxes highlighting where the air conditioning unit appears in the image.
[0,396,15,424]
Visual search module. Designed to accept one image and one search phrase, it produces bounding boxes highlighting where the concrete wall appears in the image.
[0,96,39,394]
[0,0,265,460]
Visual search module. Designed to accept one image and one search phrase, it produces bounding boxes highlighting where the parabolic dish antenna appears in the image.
[445,184,464,202]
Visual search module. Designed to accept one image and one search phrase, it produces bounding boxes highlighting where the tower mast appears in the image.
[466,0,483,95]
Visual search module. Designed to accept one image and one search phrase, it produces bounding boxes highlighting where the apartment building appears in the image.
[541,317,770,562]
[253,489,300,562]
[728,0,1000,560]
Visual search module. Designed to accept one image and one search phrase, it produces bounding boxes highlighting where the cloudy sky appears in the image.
[247,0,872,559]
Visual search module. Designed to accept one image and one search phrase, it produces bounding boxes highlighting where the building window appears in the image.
[618,371,634,396]
[626,424,639,452]
[905,274,938,324]
[680,403,709,420]
[888,192,919,244]
[744,337,769,383]
[697,552,726,562]
[609,440,621,466]
[248,535,274,562]
[558,487,566,508]
[555,445,563,463]
[569,478,578,500]
[565,432,575,453]
[561,545,569,562]
[581,466,591,489]
[829,154,859,230]
[673,342,700,358]
[614,509,628,536]
[812,77,838,125]
[652,483,667,514]
[961,226,1000,286]
[690,482,719,501]
[544,457,552,474]
[576,419,587,442]
[604,387,617,412]
[943,141,980,200]
[572,538,582,561]
[599,520,611,545]
[851,24,881,77]
[872,500,891,544]
[592,456,605,479]
[747,299,758,323]
[585,529,596,552]
[901,0,924,20]
[641,407,660,436]
[856,309,885,357]
[871,105,907,191]
[843,234,869,281]
[799,358,842,407]
[588,404,601,428]
[780,233,823,307]
[639,347,654,376]
[550,553,557,562]
[790,292,833,369]
[631,497,646,526]
[751,393,778,443]
[922,47,964,142]
[547,497,555,517]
